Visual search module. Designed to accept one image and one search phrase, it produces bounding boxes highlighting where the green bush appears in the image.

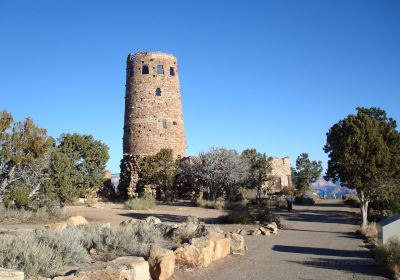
[375,237,400,275]
[124,194,156,210]
[219,201,252,224]
[4,186,31,208]
[342,194,360,208]
[258,207,283,228]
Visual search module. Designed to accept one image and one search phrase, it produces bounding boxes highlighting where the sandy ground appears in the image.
[0,200,389,279]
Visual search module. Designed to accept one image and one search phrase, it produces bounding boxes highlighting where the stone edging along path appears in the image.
[0,215,279,280]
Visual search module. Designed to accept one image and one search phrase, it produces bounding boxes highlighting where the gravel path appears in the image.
[175,200,389,280]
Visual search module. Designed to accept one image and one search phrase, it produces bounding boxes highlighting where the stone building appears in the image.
[265,157,292,193]
[123,51,186,159]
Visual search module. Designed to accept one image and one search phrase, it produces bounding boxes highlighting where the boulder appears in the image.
[266,222,278,231]
[208,233,230,261]
[248,229,261,236]
[190,238,214,267]
[174,244,202,268]
[225,233,246,254]
[259,227,270,236]
[145,216,161,225]
[169,222,198,242]
[119,218,140,226]
[111,256,150,280]
[67,216,88,227]
[148,245,175,280]
[45,222,67,230]
[0,268,24,280]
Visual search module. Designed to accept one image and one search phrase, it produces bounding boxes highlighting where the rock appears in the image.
[59,257,150,280]
[174,244,202,268]
[266,222,278,231]
[259,227,270,236]
[45,222,67,230]
[225,233,246,254]
[148,245,175,280]
[208,234,230,261]
[145,216,161,224]
[0,268,24,280]
[248,229,261,236]
[191,237,214,267]
[271,228,278,235]
[100,222,111,228]
[78,198,85,204]
[169,222,198,242]
[119,218,140,226]
[112,256,150,280]
[67,216,88,227]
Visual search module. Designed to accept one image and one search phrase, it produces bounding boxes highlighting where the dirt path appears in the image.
[174,200,389,280]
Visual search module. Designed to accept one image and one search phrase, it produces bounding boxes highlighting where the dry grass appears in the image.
[124,195,156,210]
[194,199,225,210]
[0,221,174,277]
[375,237,400,276]
[0,204,65,223]
[360,222,378,239]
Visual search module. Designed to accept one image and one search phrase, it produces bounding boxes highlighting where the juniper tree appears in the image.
[324,107,400,227]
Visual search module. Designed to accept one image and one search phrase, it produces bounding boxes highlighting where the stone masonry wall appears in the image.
[123,52,186,159]
[266,157,292,192]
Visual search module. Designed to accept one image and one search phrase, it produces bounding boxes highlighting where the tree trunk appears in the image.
[358,190,369,228]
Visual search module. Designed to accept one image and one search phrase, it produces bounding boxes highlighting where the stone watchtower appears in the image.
[123,51,186,159]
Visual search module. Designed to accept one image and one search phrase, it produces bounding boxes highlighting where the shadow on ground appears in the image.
[278,209,358,225]
[286,257,389,278]
[272,245,370,258]
[118,212,221,224]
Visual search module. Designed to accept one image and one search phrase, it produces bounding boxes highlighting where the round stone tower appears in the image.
[123,51,186,159]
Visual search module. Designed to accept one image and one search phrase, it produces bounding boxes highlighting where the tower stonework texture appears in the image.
[123,51,186,158]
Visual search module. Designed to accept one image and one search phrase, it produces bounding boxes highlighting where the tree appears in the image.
[241,149,273,207]
[138,149,178,199]
[190,147,249,201]
[47,133,109,201]
[0,111,53,204]
[324,107,400,227]
[291,153,323,195]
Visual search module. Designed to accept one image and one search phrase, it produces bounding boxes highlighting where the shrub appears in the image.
[219,201,252,224]
[342,194,360,208]
[124,194,155,210]
[360,222,378,239]
[3,186,31,208]
[194,198,225,210]
[0,222,175,277]
[0,204,65,223]
[375,237,400,275]
[258,207,283,228]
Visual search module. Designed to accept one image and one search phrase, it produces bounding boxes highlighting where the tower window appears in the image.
[170,67,175,76]
[155,88,161,96]
[130,68,134,77]
[173,121,177,125]
[163,120,167,129]
[157,65,164,75]
[142,65,149,75]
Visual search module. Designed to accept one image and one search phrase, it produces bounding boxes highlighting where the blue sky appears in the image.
[1,0,399,173]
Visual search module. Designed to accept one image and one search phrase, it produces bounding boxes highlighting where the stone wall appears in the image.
[265,157,292,192]
[123,51,186,159]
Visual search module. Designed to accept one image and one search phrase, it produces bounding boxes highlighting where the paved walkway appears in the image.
[175,200,389,280]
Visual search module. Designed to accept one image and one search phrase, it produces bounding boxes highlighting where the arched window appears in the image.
[170,67,175,76]
[155,88,161,96]
[142,65,149,75]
